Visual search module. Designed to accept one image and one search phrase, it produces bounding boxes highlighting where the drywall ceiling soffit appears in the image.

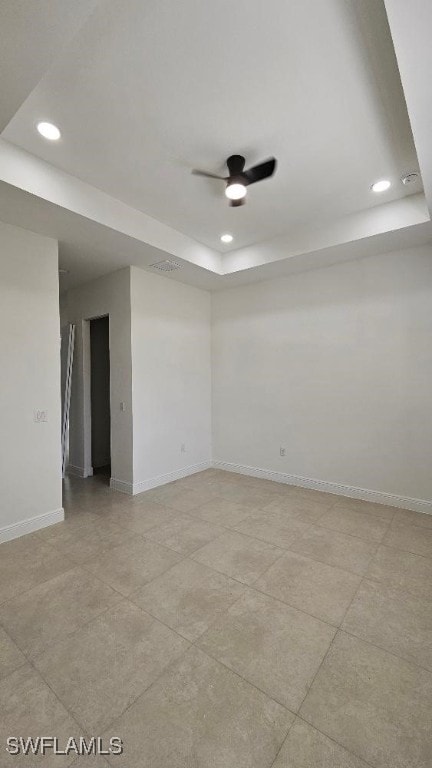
[0,139,430,293]
[0,0,431,290]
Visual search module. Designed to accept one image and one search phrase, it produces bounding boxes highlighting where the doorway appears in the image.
[90,315,111,477]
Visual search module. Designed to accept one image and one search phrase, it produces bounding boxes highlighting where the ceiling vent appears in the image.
[150,259,182,272]
[401,172,419,185]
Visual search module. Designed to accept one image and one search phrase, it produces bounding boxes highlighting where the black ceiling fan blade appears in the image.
[191,169,226,180]
[243,158,277,185]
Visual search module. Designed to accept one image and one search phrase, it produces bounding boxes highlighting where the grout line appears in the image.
[379,537,432,561]
[183,497,396,552]
[293,554,374,718]
[0,623,28,684]
[23,655,91,765]
[335,625,432,674]
[268,717,297,768]
[292,715,378,768]
[0,560,78,609]
[85,634,194,740]
[187,642,298,717]
[2,588,124,667]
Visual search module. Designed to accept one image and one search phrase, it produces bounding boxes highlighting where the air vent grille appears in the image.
[150,259,182,272]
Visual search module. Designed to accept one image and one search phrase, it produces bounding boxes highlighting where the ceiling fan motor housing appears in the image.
[227,155,246,177]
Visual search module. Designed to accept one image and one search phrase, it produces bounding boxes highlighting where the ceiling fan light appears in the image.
[225,183,247,201]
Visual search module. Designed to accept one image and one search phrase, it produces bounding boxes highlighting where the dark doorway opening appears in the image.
[90,315,111,477]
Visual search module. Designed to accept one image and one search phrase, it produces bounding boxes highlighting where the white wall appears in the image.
[60,268,133,485]
[130,266,212,491]
[0,220,62,542]
[212,245,432,505]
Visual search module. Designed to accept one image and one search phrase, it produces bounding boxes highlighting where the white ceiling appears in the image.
[0,0,431,290]
[0,0,99,131]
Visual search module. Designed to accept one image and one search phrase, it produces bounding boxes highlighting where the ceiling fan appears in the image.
[192,154,277,206]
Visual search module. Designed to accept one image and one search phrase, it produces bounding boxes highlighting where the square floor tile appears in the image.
[191,497,255,527]
[90,493,157,515]
[217,484,280,509]
[331,498,396,521]
[63,494,112,515]
[41,519,136,564]
[84,536,181,596]
[100,502,178,535]
[0,627,26,680]
[145,514,225,555]
[173,473,215,491]
[198,589,335,712]
[0,665,80,767]
[300,631,432,768]
[86,493,132,515]
[37,510,103,541]
[366,545,432,600]
[151,485,218,512]
[255,551,361,625]
[71,758,110,768]
[132,559,245,641]
[290,525,377,575]
[342,579,432,671]
[204,477,247,497]
[191,530,283,585]
[319,506,390,543]
[103,646,293,768]
[0,533,73,605]
[33,600,188,733]
[260,496,330,524]
[36,513,98,542]
[384,522,432,558]
[0,566,119,658]
[392,509,432,529]
[289,488,339,507]
[273,718,370,768]
[234,509,311,549]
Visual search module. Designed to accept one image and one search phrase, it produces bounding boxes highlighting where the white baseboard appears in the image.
[110,477,133,494]
[111,460,213,496]
[0,508,64,544]
[67,464,93,478]
[212,461,432,515]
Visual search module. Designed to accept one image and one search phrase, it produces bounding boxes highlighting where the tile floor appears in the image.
[0,469,431,767]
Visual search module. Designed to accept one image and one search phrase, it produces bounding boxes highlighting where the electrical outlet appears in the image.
[280,446,286,457]
[120,402,126,412]
[34,410,48,423]
[181,443,186,453]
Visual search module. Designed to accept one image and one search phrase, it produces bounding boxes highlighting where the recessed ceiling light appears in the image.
[371,179,391,193]
[225,183,247,201]
[37,121,61,141]
[220,234,233,244]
